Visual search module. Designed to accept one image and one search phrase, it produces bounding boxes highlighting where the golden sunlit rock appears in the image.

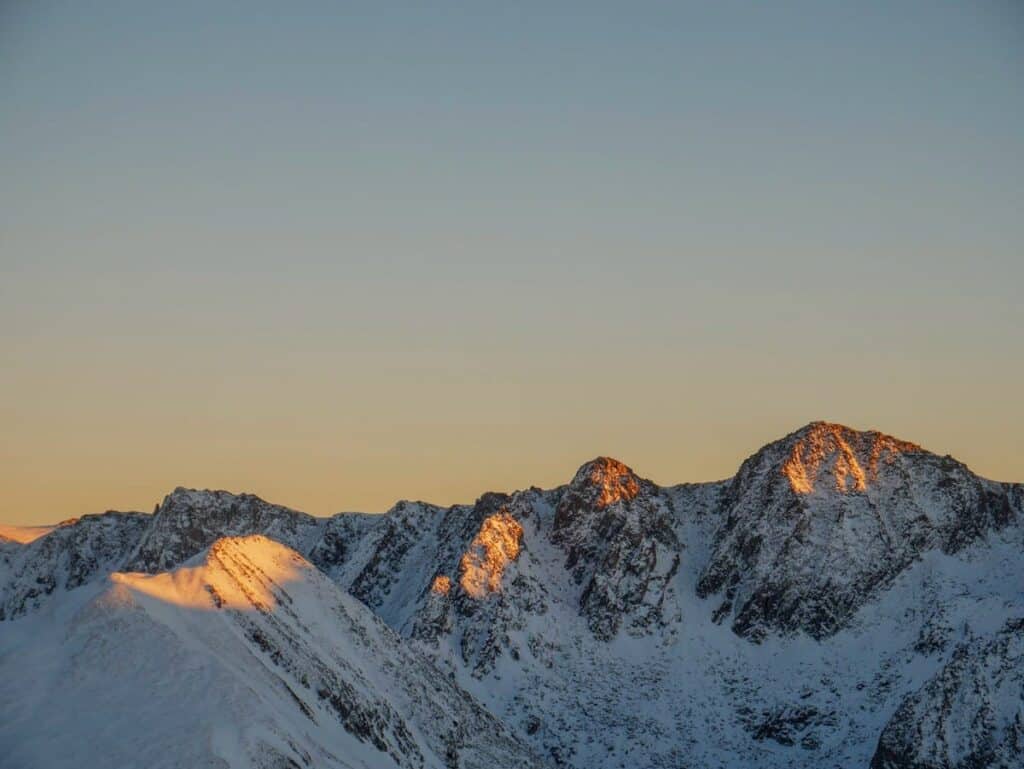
[430,574,452,596]
[459,512,524,599]
[782,422,920,494]
[581,457,641,508]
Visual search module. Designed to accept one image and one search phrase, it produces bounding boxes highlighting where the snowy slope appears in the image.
[0,510,149,620]
[871,616,1024,769]
[0,536,542,769]
[0,488,341,620]
[1,421,1021,768]
[319,423,1023,768]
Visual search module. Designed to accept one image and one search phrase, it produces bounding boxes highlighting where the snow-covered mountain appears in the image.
[1,422,1021,768]
[871,616,1024,769]
[697,423,1017,641]
[0,510,150,620]
[0,535,542,769]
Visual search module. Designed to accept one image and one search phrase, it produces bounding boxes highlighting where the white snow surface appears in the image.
[1,422,1022,769]
[0,536,540,769]
[324,487,1023,768]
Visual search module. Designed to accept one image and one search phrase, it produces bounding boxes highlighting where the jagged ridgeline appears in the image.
[1,422,1022,769]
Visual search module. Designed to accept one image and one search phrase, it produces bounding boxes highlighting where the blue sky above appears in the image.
[2,1,1022,521]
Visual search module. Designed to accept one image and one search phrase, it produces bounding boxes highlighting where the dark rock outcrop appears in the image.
[871,618,1024,769]
[126,487,322,573]
[697,422,1018,641]
[0,511,148,619]
[552,458,681,640]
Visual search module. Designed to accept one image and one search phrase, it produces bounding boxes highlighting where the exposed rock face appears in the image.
[339,495,514,627]
[697,422,1018,641]
[871,618,1024,769]
[557,457,642,513]
[2,421,1022,769]
[0,511,148,620]
[458,511,523,599]
[306,510,380,577]
[126,487,323,573]
[553,458,681,639]
[396,491,549,676]
[0,490,328,621]
[779,424,921,495]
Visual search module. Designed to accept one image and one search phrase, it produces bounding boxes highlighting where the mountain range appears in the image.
[2,422,1022,769]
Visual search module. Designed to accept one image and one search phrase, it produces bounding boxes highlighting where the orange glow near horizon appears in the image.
[3,1,1023,529]
[0,524,56,544]
[1,416,1021,527]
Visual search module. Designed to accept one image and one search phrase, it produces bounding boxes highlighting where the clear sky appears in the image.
[2,1,1022,524]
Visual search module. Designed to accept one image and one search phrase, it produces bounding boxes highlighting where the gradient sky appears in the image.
[2,1,1022,524]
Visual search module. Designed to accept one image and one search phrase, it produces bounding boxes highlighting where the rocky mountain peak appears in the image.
[549,457,681,640]
[125,487,321,574]
[699,422,1017,642]
[567,456,642,509]
[157,486,266,512]
[553,457,658,546]
[778,422,923,495]
[2,424,1022,769]
[0,510,149,620]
